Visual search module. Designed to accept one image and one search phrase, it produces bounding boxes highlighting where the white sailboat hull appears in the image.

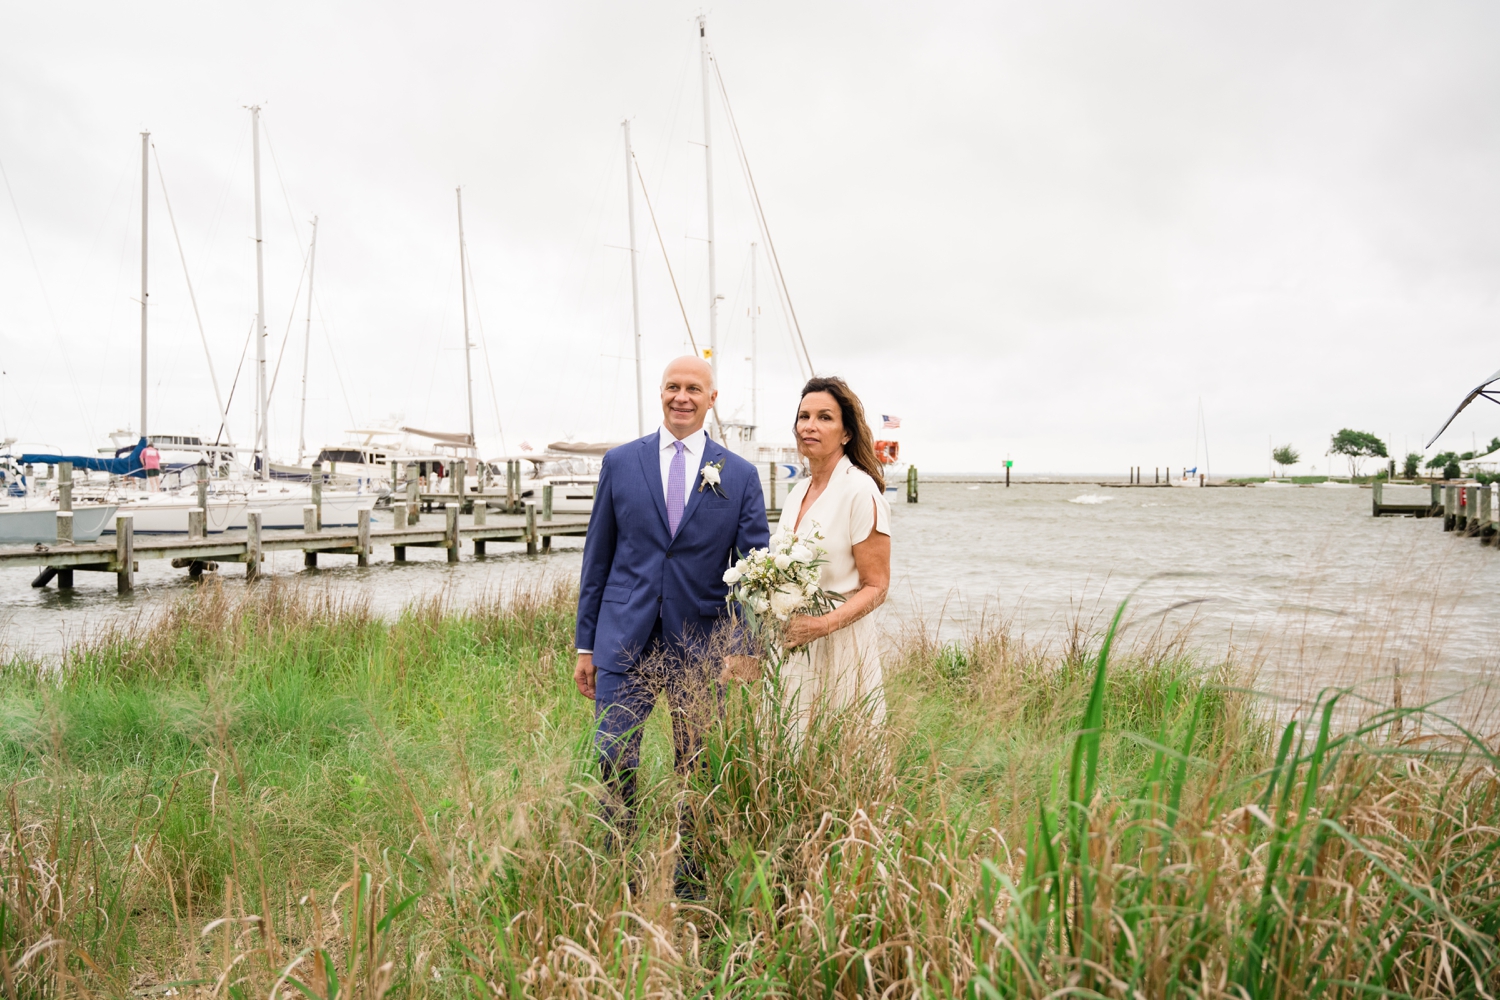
[0,504,118,545]
[103,487,377,533]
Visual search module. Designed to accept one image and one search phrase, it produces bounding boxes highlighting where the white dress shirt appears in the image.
[658,424,708,506]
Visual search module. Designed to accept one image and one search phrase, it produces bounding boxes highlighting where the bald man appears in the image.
[574,356,769,899]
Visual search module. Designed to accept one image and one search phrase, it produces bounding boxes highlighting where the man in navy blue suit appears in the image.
[574,355,769,899]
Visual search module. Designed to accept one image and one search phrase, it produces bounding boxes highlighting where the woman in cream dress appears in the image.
[778,377,893,723]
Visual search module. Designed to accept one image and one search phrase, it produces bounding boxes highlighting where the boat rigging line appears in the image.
[631,145,723,438]
[631,154,700,358]
[151,142,236,449]
[710,52,815,378]
[462,228,510,457]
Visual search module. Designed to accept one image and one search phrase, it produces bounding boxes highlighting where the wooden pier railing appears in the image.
[5,505,592,594]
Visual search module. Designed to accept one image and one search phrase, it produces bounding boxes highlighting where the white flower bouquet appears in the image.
[722,523,844,649]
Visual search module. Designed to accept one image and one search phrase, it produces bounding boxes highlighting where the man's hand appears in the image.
[574,653,597,699]
[720,655,762,685]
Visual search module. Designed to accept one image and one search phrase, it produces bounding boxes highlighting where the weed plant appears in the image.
[1,580,1497,997]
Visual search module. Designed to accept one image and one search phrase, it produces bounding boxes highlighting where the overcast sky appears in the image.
[2,1,1497,474]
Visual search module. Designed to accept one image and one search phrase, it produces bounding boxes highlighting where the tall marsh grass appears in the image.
[1,581,1498,997]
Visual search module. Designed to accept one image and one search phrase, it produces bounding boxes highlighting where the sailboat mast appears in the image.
[698,14,718,389]
[297,216,318,465]
[140,131,149,442]
[749,241,758,435]
[251,106,268,480]
[623,119,644,437]
[456,188,476,452]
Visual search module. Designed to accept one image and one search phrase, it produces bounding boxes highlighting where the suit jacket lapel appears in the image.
[671,437,721,541]
[636,435,670,534]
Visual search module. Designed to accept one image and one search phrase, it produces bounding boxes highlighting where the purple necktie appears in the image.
[667,439,687,536]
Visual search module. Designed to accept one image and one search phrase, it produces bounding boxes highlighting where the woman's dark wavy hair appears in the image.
[794,376,885,493]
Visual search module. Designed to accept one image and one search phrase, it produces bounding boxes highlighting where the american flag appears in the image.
[882,415,902,429]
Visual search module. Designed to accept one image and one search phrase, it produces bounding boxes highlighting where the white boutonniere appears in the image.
[698,460,726,497]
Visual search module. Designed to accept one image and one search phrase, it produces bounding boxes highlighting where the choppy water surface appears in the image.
[3,482,1496,707]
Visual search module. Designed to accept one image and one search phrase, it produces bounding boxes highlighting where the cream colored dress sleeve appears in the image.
[779,456,889,724]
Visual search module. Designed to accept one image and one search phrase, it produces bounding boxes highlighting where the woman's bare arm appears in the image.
[784,505,890,647]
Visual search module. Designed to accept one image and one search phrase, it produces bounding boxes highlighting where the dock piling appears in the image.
[246,510,262,580]
[56,461,74,546]
[303,505,319,567]
[1444,485,1457,531]
[525,501,538,556]
[357,509,371,567]
[906,465,918,504]
[769,462,778,511]
[188,508,205,539]
[405,464,419,524]
[311,462,323,529]
[115,515,134,593]
[445,504,459,563]
[473,500,487,555]
[541,484,553,552]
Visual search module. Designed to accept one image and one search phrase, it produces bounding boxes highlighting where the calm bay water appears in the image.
[3,482,1496,706]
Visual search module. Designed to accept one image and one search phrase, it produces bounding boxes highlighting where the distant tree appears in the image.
[1427,451,1460,480]
[1329,429,1388,478]
[1486,436,1500,456]
[1271,444,1299,477]
[1402,452,1422,478]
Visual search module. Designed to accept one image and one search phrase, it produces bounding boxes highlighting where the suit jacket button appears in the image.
[666,550,674,559]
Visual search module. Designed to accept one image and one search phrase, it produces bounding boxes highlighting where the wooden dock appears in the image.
[4,504,592,593]
[1372,480,1497,544]
[1370,481,1443,518]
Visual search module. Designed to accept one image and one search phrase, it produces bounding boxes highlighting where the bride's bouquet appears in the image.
[722,524,844,656]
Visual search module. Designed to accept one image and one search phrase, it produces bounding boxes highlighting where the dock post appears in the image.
[55,461,74,545]
[303,505,319,568]
[392,499,406,530]
[1443,484,1456,531]
[906,465,918,504]
[311,461,323,530]
[473,500,487,556]
[506,460,519,514]
[454,458,466,499]
[1372,479,1383,516]
[189,508,206,540]
[246,510,262,580]
[1430,482,1442,517]
[405,465,419,524]
[57,565,72,589]
[391,460,398,495]
[542,482,553,521]
[445,503,460,563]
[1477,484,1493,543]
[768,462,778,511]
[195,458,208,508]
[357,508,370,567]
[58,460,73,513]
[115,514,134,594]
[525,501,538,556]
